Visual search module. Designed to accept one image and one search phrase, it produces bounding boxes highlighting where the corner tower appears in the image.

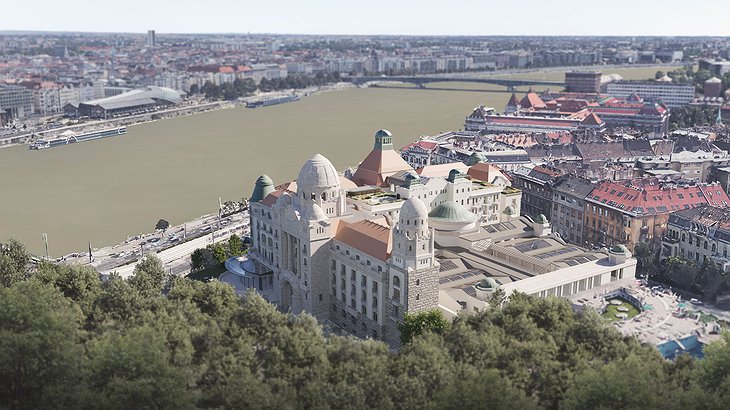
[296,153,345,218]
[385,197,439,347]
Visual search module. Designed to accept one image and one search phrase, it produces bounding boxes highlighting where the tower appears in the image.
[146,30,156,47]
[385,197,439,347]
[505,91,521,114]
[295,153,345,218]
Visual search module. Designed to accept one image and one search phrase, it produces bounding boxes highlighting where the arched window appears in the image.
[681,233,686,242]
[393,276,400,287]
[704,241,709,250]
[712,243,716,252]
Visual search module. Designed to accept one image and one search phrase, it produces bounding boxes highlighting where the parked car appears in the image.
[690,298,703,305]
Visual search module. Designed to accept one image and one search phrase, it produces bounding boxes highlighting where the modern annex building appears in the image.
[243,130,637,346]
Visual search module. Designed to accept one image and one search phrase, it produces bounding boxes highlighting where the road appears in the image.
[102,223,247,278]
[59,210,250,278]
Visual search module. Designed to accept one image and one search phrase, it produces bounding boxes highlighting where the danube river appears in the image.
[0,86,507,255]
[0,65,672,255]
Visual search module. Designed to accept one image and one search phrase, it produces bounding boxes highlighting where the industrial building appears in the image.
[75,86,182,119]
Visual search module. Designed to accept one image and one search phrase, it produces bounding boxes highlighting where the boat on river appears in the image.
[29,126,127,150]
[245,94,300,108]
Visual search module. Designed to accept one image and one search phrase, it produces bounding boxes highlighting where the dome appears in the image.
[476,277,500,290]
[469,152,486,165]
[375,129,392,139]
[297,154,340,191]
[428,201,477,223]
[250,175,274,202]
[536,213,548,224]
[611,244,628,254]
[447,169,466,182]
[304,202,327,221]
[706,77,722,84]
[400,197,429,220]
[503,205,516,215]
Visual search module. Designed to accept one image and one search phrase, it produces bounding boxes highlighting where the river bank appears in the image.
[0,83,356,150]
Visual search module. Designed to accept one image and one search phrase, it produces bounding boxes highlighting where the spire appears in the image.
[717,106,723,125]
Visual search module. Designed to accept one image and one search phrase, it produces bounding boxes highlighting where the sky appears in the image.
[3,0,730,36]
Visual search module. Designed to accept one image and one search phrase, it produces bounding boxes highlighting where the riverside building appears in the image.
[245,130,637,346]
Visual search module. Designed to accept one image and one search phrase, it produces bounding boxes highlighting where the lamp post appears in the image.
[42,233,49,260]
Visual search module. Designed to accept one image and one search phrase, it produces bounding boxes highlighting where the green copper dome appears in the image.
[447,169,466,182]
[503,205,516,215]
[536,213,548,224]
[611,244,628,254]
[476,277,500,290]
[250,175,274,202]
[469,152,486,165]
[428,201,477,223]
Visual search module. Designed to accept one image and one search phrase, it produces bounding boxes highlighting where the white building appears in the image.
[606,81,694,108]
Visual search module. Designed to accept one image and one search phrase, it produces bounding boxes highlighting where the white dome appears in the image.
[400,197,428,220]
[304,202,327,220]
[297,154,340,191]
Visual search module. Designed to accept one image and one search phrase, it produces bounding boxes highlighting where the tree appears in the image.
[155,219,170,231]
[634,242,657,277]
[188,84,199,95]
[228,234,243,257]
[398,309,449,345]
[207,243,228,264]
[0,280,86,409]
[35,262,101,314]
[86,325,197,408]
[655,70,665,79]
[190,248,208,271]
[0,239,30,287]
[129,254,167,296]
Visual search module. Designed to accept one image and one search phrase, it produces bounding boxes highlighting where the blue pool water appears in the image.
[657,335,705,360]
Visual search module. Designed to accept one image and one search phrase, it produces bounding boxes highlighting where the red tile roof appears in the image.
[335,220,392,261]
[261,189,285,207]
[402,140,438,151]
[588,179,730,215]
[582,112,604,126]
[352,146,415,187]
[519,92,547,109]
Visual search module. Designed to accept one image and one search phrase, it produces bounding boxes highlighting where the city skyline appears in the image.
[5,0,730,36]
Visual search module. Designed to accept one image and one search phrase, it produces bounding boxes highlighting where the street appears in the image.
[60,210,250,278]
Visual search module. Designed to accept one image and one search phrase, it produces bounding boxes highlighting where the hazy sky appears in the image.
[4,0,730,36]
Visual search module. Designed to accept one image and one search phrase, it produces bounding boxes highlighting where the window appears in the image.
[393,276,400,287]
[415,279,420,286]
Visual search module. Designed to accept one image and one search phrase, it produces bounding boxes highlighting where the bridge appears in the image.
[343,75,565,91]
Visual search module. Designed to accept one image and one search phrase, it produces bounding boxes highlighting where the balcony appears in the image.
[662,236,679,245]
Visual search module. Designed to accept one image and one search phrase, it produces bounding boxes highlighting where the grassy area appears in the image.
[603,298,641,321]
[186,264,227,282]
